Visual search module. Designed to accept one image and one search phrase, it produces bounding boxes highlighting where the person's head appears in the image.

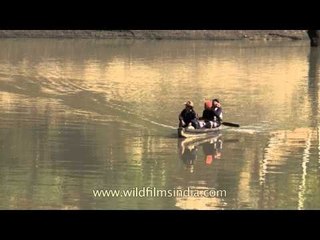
[204,100,212,109]
[184,100,194,109]
[212,98,221,108]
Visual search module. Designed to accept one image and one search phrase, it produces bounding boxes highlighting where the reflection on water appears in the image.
[259,46,320,209]
[0,39,320,209]
[176,136,224,210]
[178,135,223,173]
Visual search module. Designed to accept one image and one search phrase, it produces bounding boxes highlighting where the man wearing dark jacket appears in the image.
[179,100,199,128]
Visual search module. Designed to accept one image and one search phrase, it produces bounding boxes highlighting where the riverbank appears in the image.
[0,30,309,40]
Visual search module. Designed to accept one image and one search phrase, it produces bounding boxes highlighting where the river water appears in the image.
[0,39,319,209]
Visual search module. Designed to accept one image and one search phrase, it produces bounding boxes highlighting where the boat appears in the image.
[178,125,222,138]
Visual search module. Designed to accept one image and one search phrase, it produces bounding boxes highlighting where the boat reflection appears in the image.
[176,134,226,209]
[178,134,223,172]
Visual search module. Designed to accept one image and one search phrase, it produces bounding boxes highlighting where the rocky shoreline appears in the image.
[0,30,309,41]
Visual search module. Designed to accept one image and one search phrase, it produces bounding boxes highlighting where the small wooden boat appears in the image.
[178,125,222,138]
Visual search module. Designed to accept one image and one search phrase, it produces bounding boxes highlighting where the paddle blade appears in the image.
[222,122,240,127]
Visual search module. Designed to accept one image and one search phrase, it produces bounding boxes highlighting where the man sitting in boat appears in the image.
[211,98,223,127]
[199,99,223,128]
[199,100,214,128]
[179,100,199,129]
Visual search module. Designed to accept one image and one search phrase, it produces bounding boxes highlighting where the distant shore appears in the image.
[0,30,309,40]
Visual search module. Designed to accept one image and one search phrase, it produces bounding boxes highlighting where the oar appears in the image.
[222,121,240,127]
[214,114,240,128]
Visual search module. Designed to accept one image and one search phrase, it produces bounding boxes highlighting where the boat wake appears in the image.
[147,120,177,129]
[104,101,177,130]
[225,128,257,134]
[225,125,269,134]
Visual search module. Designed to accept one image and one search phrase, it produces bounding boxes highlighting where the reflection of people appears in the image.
[178,136,223,172]
[202,137,223,165]
[179,141,197,172]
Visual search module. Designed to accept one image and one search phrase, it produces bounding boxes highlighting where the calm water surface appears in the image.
[0,39,319,209]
